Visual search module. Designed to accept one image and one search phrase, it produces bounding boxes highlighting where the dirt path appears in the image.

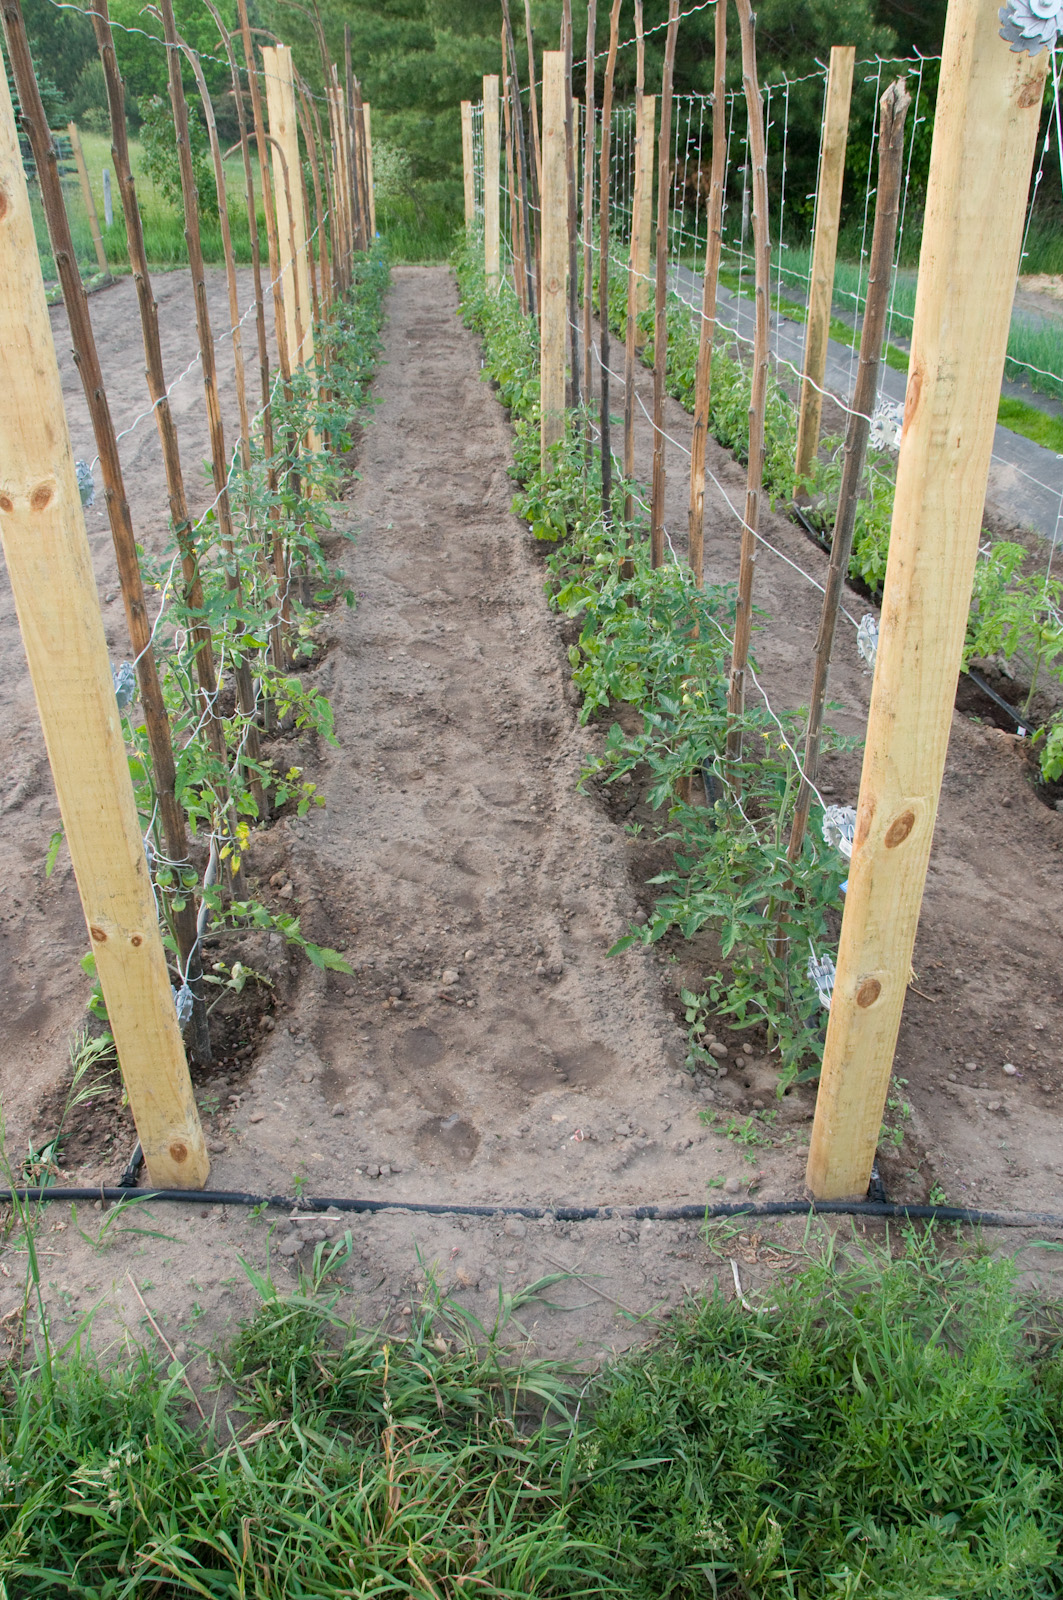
[2,264,1063,1366]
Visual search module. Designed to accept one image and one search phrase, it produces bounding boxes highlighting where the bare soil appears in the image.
[1,264,1062,1366]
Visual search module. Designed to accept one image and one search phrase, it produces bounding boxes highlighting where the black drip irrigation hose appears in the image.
[2,1187,1063,1229]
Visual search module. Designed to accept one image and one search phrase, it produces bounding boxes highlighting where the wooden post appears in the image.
[687,0,726,586]
[461,99,475,223]
[597,0,622,523]
[523,0,543,204]
[483,73,501,291]
[649,0,679,568]
[501,24,527,310]
[263,44,316,375]
[581,0,597,410]
[794,45,855,486]
[562,0,580,409]
[787,78,910,866]
[724,0,770,772]
[806,0,1047,1200]
[362,102,375,236]
[623,3,646,521]
[330,79,352,289]
[343,27,366,251]
[66,120,109,277]
[634,94,655,341]
[0,63,208,1188]
[541,50,567,468]
[501,0,536,318]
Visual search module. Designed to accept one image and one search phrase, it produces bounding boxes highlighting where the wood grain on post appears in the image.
[483,74,501,291]
[501,0,536,319]
[794,45,855,486]
[806,2,1047,1200]
[540,51,567,469]
[649,0,679,568]
[66,120,109,277]
[724,0,770,771]
[562,0,580,409]
[634,95,655,340]
[523,0,543,203]
[687,0,727,587]
[461,100,475,223]
[263,45,316,375]
[501,24,527,311]
[597,0,623,524]
[0,63,208,1187]
[581,0,597,409]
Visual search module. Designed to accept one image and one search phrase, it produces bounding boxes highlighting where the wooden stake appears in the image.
[501,23,527,311]
[483,73,501,292]
[623,1,646,523]
[263,45,316,376]
[0,57,208,1187]
[26,0,212,1063]
[362,102,375,237]
[687,0,726,587]
[330,79,352,290]
[794,45,855,486]
[581,0,597,412]
[634,96,655,341]
[597,0,622,522]
[787,77,910,866]
[523,0,543,203]
[351,69,372,252]
[541,51,567,469]
[724,0,770,771]
[501,0,536,319]
[649,0,679,568]
[461,99,475,223]
[344,27,366,252]
[806,1,1046,1200]
[66,120,109,278]
[562,0,580,409]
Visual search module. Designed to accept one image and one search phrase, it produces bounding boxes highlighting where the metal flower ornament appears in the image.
[1000,0,1063,55]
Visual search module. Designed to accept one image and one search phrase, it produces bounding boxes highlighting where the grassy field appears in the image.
[3,1224,1063,1595]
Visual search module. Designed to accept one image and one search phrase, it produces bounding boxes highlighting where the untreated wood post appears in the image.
[562,0,580,408]
[649,0,679,567]
[597,0,622,521]
[501,0,536,318]
[581,0,597,409]
[787,77,910,866]
[687,0,727,585]
[724,0,770,771]
[67,120,109,277]
[634,94,655,342]
[541,50,567,468]
[806,0,1047,1200]
[461,99,475,223]
[483,73,501,291]
[501,23,528,311]
[0,61,208,1188]
[794,45,855,486]
[362,102,375,236]
[263,44,316,375]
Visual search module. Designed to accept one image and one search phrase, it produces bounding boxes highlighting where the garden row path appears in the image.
[1,264,1062,1365]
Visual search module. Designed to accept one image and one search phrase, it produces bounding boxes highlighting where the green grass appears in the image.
[377,192,461,262]
[4,1229,1063,1596]
[997,395,1063,452]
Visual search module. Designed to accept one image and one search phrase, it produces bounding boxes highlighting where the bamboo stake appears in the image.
[483,73,501,292]
[159,0,264,832]
[0,52,208,1186]
[623,1,646,525]
[362,102,375,237]
[562,0,580,409]
[649,0,679,567]
[687,0,726,586]
[541,50,567,469]
[724,0,770,772]
[794,46,855,486]
[597,0,622,523]
[66,119,109,278]
[461,99,475,223]
[806,1,1046,1200]
[787,77,911,867]
[28,0,212,1063]
[581,0,597,412]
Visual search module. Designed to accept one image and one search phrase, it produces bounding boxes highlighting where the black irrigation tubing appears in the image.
[3,1188,1063,1230]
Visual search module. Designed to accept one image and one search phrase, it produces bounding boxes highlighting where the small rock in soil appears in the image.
[1003,1062,1018,1075]
[708,1042,729,1059]
[331,1103,346,1117]
[504,1218,526,1239]
[724,1176,742,1194]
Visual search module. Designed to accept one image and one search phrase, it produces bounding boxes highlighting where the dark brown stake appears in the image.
[724,0,770,776]
[649,0,679,568]
[501,0,537,319]
[787,77,911,863]
[158,0,264,841]
[4,0,212,1061]
[501,23,528,313]
[687,0,727,586]
[582,0,598,417]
